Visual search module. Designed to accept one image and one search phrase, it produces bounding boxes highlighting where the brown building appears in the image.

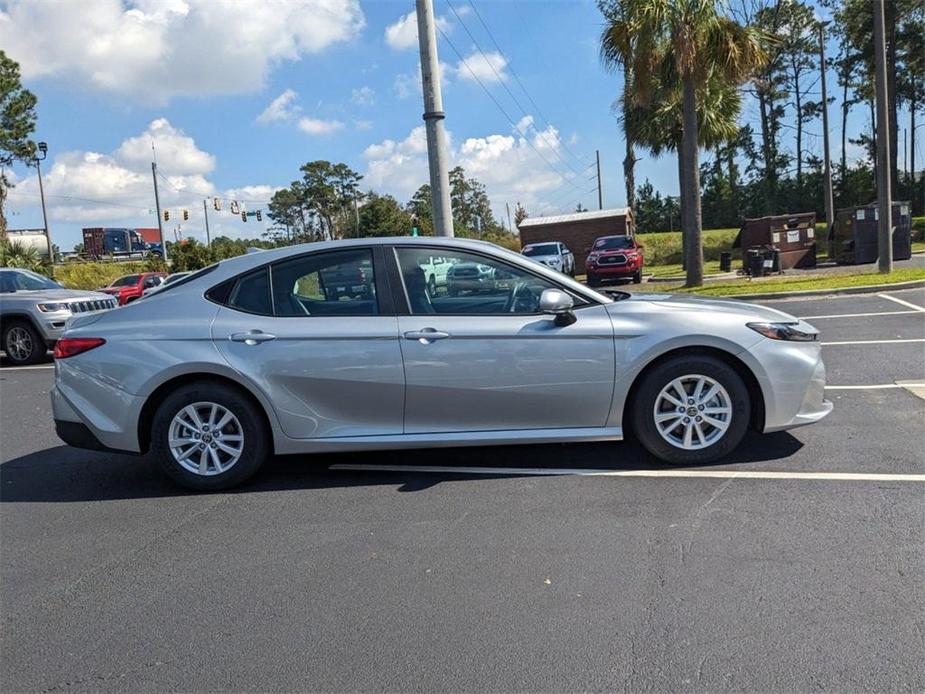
[517,208,634,274]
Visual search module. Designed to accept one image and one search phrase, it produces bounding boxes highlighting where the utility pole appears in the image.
[818,22,835,236]
[151,162,168,262]
[202,198,211,248]
[595,150,603,210]
[873,0,892,273]
[416,0,453,237]
[34,142,51,262]
[506,202,513,234]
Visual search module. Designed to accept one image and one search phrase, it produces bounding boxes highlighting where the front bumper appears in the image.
[587,262,641,278]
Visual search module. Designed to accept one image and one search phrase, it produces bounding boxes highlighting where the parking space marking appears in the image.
[798,310,920,320]
[330,464,925,482]
[820,338,925,346]
[880,293,925,312]
[0,364,55,371]
[826,383,925,390]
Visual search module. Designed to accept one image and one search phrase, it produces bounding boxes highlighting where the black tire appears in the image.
[586,273,599,287]
[427,275,437,297]
[629,354,750,465]
[633,270,643,284]
[2,319,45,365]
[150,381,270,491]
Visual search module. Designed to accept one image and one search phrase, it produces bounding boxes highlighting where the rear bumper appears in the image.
[54,419,132,454]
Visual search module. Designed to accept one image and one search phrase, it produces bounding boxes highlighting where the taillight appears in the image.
[54,338,106,359]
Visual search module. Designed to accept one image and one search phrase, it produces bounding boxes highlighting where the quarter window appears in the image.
[396,247,560,315]
[228,268,272,315]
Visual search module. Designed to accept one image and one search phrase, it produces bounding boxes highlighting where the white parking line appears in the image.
[820,338,925,346]
[880,293,925,312]
[799,310,920,320]
[330,464,925,482]
[826,383,925,390]
[0,364,54,371]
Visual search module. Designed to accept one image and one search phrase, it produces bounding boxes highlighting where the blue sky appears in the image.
[1,0,881,250]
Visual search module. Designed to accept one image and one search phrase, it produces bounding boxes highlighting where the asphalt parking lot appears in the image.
[1,287,923,692]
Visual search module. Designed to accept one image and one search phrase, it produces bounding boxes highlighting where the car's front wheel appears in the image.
[2,319,45,365]
[150,382,269,491]
[630,355,750,465]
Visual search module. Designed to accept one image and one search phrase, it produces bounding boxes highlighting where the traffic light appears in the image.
[163,210,169,221]
[213,197,221,211]
[230,201,240,215]
[241,211,247,222]
[256,210,262,222]
[182,209,189,221]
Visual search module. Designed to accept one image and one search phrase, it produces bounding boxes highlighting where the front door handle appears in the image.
[403,328,451,344]
[229,330,277,345]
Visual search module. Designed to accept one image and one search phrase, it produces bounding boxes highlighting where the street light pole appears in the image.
[202,198,211,248]
[818,23,835,236]
[34,142,50,260]
[151,162,168,263]
[416,0,454,237]
[872,0,893,273]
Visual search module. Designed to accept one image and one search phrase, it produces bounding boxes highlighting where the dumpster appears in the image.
[829,202,912,264]
[733,212,817,270]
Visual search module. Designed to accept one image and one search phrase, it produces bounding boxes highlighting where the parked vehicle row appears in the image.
[521,235,645,286]
[521,242,576,276]
[98,272,167,305]
[51,237,831,491]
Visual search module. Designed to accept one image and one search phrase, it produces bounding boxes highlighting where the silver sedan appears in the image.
[51,237,832,490]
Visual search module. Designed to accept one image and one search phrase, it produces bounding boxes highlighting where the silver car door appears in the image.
[393,246,615,434]
[211,248,404,439]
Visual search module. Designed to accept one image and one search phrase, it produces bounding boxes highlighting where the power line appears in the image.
[437,23,587,193]
[462,0,590,171]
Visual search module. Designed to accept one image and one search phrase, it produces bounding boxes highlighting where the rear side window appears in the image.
[271,249,378,317]
[227,268,272,315]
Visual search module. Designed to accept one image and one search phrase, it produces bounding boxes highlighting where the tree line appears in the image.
[599,0,924,284]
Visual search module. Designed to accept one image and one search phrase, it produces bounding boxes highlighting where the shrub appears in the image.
[53,262,154,290]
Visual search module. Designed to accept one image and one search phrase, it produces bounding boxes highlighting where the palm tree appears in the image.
[601,0,766,286]
[0,239,46,273]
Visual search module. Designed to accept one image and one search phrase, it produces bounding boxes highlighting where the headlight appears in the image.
[747,322,817,342]
[37,302,71,313]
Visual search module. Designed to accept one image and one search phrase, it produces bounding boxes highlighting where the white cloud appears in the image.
[362,118,565,215]
[257,89,301,124]
[297,117,345,135]
[12,119,277,242]
[456,50,508,83]
[384,10,450,50]
[351,86,376,106]
[0,0,366,105]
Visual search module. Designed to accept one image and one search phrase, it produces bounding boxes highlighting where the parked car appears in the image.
[586,235,644,285]
[446,260,496,295]
[142,271,191,297]
[0,268,116,365]
[522,242,575,276]
[51,237,831,491]
[418,254,452,295]
[98,272,167,305]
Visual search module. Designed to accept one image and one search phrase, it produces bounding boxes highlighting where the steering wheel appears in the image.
[505,280,536,313]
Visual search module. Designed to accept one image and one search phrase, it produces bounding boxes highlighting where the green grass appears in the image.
[647,259,726,278]
[644,267,925,297]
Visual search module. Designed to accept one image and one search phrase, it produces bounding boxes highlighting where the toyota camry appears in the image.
[51,237,832,490]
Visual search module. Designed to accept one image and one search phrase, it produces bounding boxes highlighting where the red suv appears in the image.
[99,272,167,305]
[585,235,644,286]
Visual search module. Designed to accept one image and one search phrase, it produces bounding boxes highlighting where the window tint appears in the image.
[593,236,633,250]
[271,249,377,317]
[228,268,272,315]
[396,247,559,315]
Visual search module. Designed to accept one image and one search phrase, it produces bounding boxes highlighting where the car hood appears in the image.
[2,288,114,302]
[618,292,799,322]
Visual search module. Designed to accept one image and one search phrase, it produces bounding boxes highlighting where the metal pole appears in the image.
[873,0,892,273]
[202,198,211,248]
[506,202,513,233]
[416,0,453,237]
[596,150,603,210]
[354,195,360,237]
[151,162,168,262]
[35,158,51,259]
[818,23,835,234]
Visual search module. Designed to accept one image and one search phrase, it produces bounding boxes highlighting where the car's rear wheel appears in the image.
[2,319,45,365]
[630,355,750,465]
[150,382,269,491]
[586,272,599,287]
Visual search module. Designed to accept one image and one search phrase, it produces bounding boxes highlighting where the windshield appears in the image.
[110,275,141,287]
[593,236,634,250]
[0,269,62,292]
[523,243,559,257]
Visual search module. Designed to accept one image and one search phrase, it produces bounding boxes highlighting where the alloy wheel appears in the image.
[653,374,732,450]
[6,326,34,362]
[168,402,244,476]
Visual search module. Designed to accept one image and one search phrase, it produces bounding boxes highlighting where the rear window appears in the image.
[110,275,141,287]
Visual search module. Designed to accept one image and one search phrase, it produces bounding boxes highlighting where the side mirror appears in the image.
[539,288,576,326]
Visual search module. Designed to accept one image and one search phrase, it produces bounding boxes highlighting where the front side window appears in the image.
[271,249,377,317]
[396,247,560,315]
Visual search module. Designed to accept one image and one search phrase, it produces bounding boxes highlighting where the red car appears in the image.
[585,235,644,286]
[98,272,167,305]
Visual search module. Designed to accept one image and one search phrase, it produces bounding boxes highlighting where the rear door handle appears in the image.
[403,328,451,344]
[229,330,277,345]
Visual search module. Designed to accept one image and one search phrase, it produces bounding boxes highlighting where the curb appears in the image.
[710,279,925,301]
